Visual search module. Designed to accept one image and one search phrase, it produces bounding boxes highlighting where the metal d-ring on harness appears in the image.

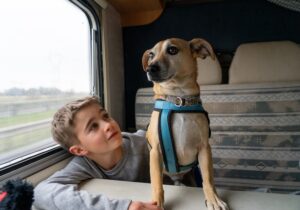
[154,97,211,174]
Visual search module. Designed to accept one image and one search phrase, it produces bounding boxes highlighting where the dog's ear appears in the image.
[142,50,150,71]
[189,38,215,60]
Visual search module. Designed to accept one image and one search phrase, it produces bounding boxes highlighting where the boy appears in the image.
[34,96,162,210]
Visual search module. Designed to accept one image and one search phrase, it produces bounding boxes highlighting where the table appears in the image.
[80,179,300,210]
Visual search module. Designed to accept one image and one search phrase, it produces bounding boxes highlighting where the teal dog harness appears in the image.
[154,99,211,174]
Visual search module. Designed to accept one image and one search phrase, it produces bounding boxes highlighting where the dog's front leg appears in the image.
[147,111,164,207]
[149,142,164,207]
[198,142,229,210]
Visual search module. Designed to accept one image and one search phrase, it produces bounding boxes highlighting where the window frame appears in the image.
[0,0,103,182]
[71,0,104,101]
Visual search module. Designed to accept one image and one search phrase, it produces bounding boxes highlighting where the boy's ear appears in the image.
[69,145,88,156]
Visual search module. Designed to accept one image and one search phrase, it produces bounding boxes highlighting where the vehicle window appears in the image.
[0,0,91,165]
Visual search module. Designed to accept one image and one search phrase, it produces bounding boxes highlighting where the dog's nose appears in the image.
[146,64,160,73]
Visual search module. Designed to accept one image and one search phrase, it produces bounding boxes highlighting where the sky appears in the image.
[0,0,91,93]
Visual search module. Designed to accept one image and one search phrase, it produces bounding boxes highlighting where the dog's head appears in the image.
[142,38,215,83]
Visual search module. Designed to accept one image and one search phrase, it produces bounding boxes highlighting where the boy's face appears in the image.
[71,103,122,156]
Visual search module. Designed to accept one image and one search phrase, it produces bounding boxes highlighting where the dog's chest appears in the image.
[170,113,208,164]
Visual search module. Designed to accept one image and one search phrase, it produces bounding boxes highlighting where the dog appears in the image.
[142,38,228,210]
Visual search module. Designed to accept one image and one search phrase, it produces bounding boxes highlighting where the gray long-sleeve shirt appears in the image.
[34,130,150,210]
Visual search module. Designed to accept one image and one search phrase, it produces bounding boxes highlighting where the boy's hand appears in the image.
[129,201,163,210]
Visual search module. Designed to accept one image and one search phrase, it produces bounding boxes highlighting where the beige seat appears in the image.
[229,41,300,84]
[197,56,222,85]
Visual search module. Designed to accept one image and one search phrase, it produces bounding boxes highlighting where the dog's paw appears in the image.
[153,200,164,208]
[152,190,164,208]
[154,196,164,208]
[205,196,229,210]
[174,180,185,186]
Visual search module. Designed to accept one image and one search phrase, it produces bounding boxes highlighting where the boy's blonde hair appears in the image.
[51,96,102,149]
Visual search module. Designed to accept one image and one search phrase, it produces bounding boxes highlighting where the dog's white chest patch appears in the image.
[170,113,208,165]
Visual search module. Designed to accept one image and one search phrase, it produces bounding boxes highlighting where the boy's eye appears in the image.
[90,122,98,131]
[103,112,110,120]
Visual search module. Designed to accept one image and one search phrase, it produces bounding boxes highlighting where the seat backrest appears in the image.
[229,41,300,84]
[135,82,300,193]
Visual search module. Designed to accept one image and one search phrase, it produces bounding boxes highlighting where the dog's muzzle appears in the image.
[146,64,172,82]
[146,64,161,82]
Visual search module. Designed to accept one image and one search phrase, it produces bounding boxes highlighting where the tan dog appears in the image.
[142,38,228,210]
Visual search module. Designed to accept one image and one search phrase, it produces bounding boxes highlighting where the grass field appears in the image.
[0,127,51,153]
[0,94,85,128]
[0,110,56,128]
[0,94,87,157]
[0,98,55,154]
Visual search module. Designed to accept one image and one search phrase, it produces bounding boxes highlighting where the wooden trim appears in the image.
[106,0,165,27]
[121,9,164,27]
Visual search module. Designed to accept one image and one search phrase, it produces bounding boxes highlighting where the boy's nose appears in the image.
[102,120,112,132]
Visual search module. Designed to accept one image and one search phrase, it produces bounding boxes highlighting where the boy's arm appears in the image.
[34,157,131,210]
[34,180,131,210]
[134,129,147,137]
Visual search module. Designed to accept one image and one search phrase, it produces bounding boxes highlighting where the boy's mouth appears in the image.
[108,131,118,140]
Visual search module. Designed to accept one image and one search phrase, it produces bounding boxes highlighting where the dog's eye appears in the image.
[167,46,178,55]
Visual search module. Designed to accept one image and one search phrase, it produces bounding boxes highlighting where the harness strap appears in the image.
[154,100,211,174]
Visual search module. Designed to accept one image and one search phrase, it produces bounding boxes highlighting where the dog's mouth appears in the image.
[147,72,174,83]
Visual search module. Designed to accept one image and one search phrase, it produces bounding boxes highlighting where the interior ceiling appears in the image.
[105,0,164,26]
[106,0,163,14]
[167,0,223,4]
[106,0,222,13]
[105,0,223,26]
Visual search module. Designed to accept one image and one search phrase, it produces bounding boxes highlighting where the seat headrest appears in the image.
[197,56,222,85]
[229,41,300,84]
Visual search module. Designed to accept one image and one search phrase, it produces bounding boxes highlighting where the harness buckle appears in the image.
[175,97,184,106]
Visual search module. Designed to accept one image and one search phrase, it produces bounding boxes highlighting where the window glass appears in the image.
[0,0,91,165]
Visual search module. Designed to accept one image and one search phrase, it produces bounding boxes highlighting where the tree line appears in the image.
[0,87,75,96]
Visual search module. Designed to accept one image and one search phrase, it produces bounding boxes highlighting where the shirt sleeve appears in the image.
[33,157,131,210]
[135,129,147,137]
